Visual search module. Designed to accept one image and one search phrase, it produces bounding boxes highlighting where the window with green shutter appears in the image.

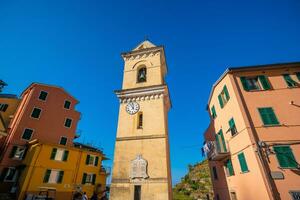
[59,137,67,145]
[296,72,300,81]
[225,159,234,176]
[218,85,230,109]
[86,155,90,165]
[92,174,96,185]
[228,118,237,136]
[57,171,64,183]
[50,148,57,160]
[43,169,51,183]
[211,106,217,119]
[283,74,298,87]
[258,107,279,126]
[238,152,249,172]
[82,173,87,184]
[62,150,69,161]
[218,130,227,152]
[95,156,99,166]
[258,75,271,90]
[241,76,271,91]
[274,146,298,168]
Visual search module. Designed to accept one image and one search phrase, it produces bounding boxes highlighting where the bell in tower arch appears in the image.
[137,67,147,83]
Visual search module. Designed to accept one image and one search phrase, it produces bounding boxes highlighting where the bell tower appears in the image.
[110,40,172,200]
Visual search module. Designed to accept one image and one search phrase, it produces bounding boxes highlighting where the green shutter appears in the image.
[57,171,64,183]
[215,134,221,152]
[223,85,230,101]
[85,155,90,165]
[82,173,87,184]
[63,150,69,161]
[274,146,297,168]
[258,107,279,125]
[238,152,249,172]
[50,148,57,160]
[240,77,249,91]
[258,75,271,90]
[229,118,235,129]
[95,156,99,166]
[43,169,51,183]
[296,72,300,81]
[92,174,96,185]
[218,95,224,109]
[218,130,227,152]
[211,106,217,119]
[0,168,9,181]
[226,159,234,176]
[10,146,18,158]
[283,74,297,87]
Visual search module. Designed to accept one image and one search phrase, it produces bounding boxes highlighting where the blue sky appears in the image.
[1,0,300,184]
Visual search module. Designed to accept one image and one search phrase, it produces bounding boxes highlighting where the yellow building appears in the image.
[110,40,172,200]
[0,94,20,138]
[18,140,108,200]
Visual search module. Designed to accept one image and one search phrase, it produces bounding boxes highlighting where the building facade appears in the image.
[0,83,80,193]
[110,41,172,200]
[204,62,300,200]
[18,140,107,200]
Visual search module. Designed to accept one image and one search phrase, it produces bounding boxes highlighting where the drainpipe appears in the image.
[231,75,280,200]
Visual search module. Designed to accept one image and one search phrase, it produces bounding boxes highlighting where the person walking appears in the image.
[82,192,88,200]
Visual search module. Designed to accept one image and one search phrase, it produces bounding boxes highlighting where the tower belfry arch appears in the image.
[110,40,172,200]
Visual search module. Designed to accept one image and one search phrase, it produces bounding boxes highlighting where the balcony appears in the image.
[207,141,230,161]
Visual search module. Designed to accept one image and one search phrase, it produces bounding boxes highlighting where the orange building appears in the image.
[0,83,80,193]
[204,62,300,200]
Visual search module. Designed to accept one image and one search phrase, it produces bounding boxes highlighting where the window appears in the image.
[10,146,26,160]
[0,167,17,182]
[0,103,8,112]
[38,91,48,101]
[240,75,271,91]
[296,72,300,81]
[64,118,72,128]
[290,191,300,200]
[64,100,71,109]
[238,152,249,173]
[43,169,64,183]
[59,137,67,145]
[230,192,238,200]
[31,108,41,119]
[50,148,69,161]
[215,129,227,153]
[274,146,298,168]
[211,106,217,119]
[258,107,279,126]
[218,85,230,108]
[81,173,96,185]
[225,159,234,176]
[212,166,218,180]
[137,67,147,83]
[228,118,237,136]
[85,155,99,166]
[134,185,141,200]
[283,74,298,87]
[22,129,33,140]
[137,113,143,129]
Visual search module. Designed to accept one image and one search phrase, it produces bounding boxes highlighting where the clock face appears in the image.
[126,102,140,115]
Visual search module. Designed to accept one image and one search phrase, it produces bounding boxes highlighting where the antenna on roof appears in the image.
[0,80,7,93]
[144,35,149,41]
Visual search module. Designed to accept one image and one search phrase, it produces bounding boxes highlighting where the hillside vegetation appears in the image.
[173,159,213,200]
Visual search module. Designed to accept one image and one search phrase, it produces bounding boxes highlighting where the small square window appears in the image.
[31,108,41,119]
[39,91,48,101]
[60,137,67,145]
[4,167,17,182]
[22,129,33,140]
[64,100,71,109]
[64,118,72,128]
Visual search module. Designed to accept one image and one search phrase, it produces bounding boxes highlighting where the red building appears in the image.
[0,83,80,193]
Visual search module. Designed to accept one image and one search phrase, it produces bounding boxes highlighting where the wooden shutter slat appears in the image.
[240,77,249,91]
[258,75,271,90]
